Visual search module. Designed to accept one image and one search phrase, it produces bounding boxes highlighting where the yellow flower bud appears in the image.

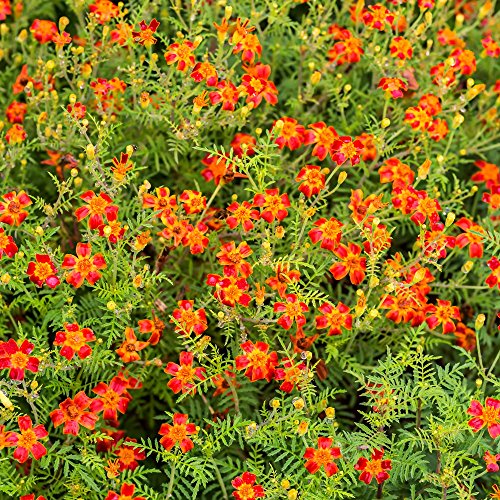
[338,171,347,185]
[107,301,117,311]
[281,479,290,489]
[297,421,309,435]
[59,16,70,32]
[445,212,455,227]
[1,273,11,284]
[475,314,485,331]
[462,260,474,273]
[0,390,13,409]
[381,118,391,128]
[325,407,335,419]
[35,226,44,236]
[293,398,305,410]
[288,490,298,500]
[86,144,95,160]
[271,399,280,409]
[45,60,55,72]
[452,114,464,129]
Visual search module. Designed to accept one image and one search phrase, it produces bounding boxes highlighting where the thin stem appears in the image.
[166,461,176,498]
[214,463,229,500]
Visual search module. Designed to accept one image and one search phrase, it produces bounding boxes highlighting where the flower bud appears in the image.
[293,398,305,410]
[310,71,321,84]
[445,212,455,227]
[381,118,391,128]
[86,144,95,160]
[338,171,347,185]
[475,314,485,331]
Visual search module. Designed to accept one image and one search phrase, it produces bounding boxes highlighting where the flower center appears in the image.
[18,429,37,449]
[482,405,500,426]
[177,365,196,384]
[76,258,93,275]
[10,351,28,369]
[313,448,333,467]
[35,262,53,281]
[170,424,187,442]
[236,483,255,500]
[89,197,108,214]
[8,201,20,213]
[66,404,80,419]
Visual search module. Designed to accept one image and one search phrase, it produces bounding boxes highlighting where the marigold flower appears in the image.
[209,80,240,111]
[437,28,465,48]
[165,351,206,394]
[349,189,386,223]
[89,0,120,24]
[179,190,206,215]
[26,253,61,289]
[253,188,290,222]
[105,483,145,500]
[404,106,433,131]
[30,19,57,43]
[20,495,46,500]
[240,63,279,108]
[90,376,130,421]
[75,190,118,230]
[50,391,99,435]
[425,299,461,334]
[201,153,245,185]
[112,438,145,471]
[328,30,364,65]
[132,18,159,48]
[454,322,476,351]
[427,118,449,142]
[62,242,106,288]
[304,437,342,476]
[216,241,253,278]
[492,485,500,499]
[315,302,353,336]
[142,187,177,217]
[226,201,260,232]
[304,122,338,161]
[356,133,377,162]
[467,398,500,438]
[422,222,454,259]
[67,102,86,120]
[378,77,408,98]
[362,4,394,31]
[0,339,39,380]
[190,61,218,86]
[235,340,278,382]
[0,0,11,20]
[296,165,326,197]
[274,357,306,393]
[158,413,197,453]
[159,214,189,247]
[52,30,72,48]
[274,294,309,330]
[472,160,500,187]
[232,472,265,500]
[207,269,252,307]
[390,36,413,60]
[265,263,301,298]
[330,242,366,285]
[54,322,96,360]
[233,33,262,62]
[381,287,426,326]
[483,184,500,210]
[486,257,500,289]
[116,327,149,363]
[410,192,441,226]
[450,48,477,75]
[455,218,484,258]
[274,117,306,150]
[485,451,500,472]
[6,101,27,123]
[182,222,209,255]
[138,316,165,345]
[0,228,18,259]
[418,94,442,116]
[355,448,392,484]
[308,217,343,251]
[482,35,500,58]
[111,152,133,181]
[171,300,208,336]
[5,124,27,144]
[7,415,48,463]
[133,230,152,252]
[231,133,256,157]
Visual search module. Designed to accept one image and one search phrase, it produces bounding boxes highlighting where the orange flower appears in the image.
[296,165,326,197]
[379,158,414,186]
[467,398,500,438]
[349,189,386,223]
[308,217,343,251]
[165,351,205,394]
[471,160,499,187]
[225,201,260,231]
[75,190,118,229]
[90,376,130,421]
[274,294,309,330]
[304,122,338,161]
[390,36,413,60]
[89,0,120,24]
[142,187,177,217]
[253,188,290,222]
[0,339,39,380]
[191,62,218,86]
[315,302,353,336]
[138,316,165,345]
[27,254,60,288]
[328,30,364,65]
[159,413,197,453]
[0,228,18,259]
[240,63,278,108]
[165,40,197,71]
[50,391,99,435]
[179,190,206,214]
[274,357,306,393]
[332,136,364,166]
[266,263,301,298]
[209,80,240,111]
[61,242,107,288]
[235,340,278,382]
[207,269,252,307]
[5,123,27,144]
[425,299,461,334]
[483,184,500,210]
[216,241,253,278]
[105,483,145,500]
[5,101,27,123]
[378,77,408,98]
[116,327,149,363]
[233,33,262,62]
[29,19,57,43]
[182,222,209,254]
[132,19,159,48]
[355,448,392,484]
[304,437,342,476]
[7,415,48,463]
[330,242,366,285]
[54,322,96,360]
[404,106,432,131]
[273,117,306,150]
[111,153,133,181]
[171,300,208,336]
[362,4,394,31]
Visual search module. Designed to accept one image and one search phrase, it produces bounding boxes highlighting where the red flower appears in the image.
[62,242,106,288]
[182,222,209,255]
[6,101,27,123]
[132,18,159,47]
[90,376,130,420]
[235,341,278,382]
[230,133,256,157]
[355,448,392,484]
[330,243,366,285]
[207,269,252,307]
[362,4,394,31]
[240,63,278,108]
[75,190,118,230]
[332,136,364,166]
[405,106,432,131]
[304,437,342,476]
[0,339,39,380]
[296,165,325,197]
[486,257,500,289]
[304,122,338,161]
[425,300,461,334]
[159,413,197,453]
[233,33,262,62]
[89,0,120,24]
[274,117,306,150]
[171,300,207,336]
[105,483,145,500]
[216,241,253,278]
[0,190,31,226]
[7,415,48,463]
[471,160,500,188]
[54,322,96,360]
[232,472,265,500]
[274,358,306,393]
[226,201,260,232]
[265,263,301,298]
[467,398,500,438]
[114,438,146,471]
[316,302,353,336]
[191,62,218,86]
[5,124,27,144]
[253,188,290,222]
[138,316,165,345]
[274,294,309,330]
[483,184,500,210]
[20,495,46,500]
[308,217,343,251]
[455,218,484,258]
[116,327,149,363]
[379,158,414,186]
[50,391,99,435]
[328,30,364,65]
[0,228,17,259]
[378,77,408,98]
[390,36,413,60]
[165,351,206,394]
[485,451,500,472]
[27,254,60,288]
[209,80,240,111]
[30,19,57,43]
[0,0,11,21]
[165,40,197,71]
[179,190,206,215]
[142,187,177,217]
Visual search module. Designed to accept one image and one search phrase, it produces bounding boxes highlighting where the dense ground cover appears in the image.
[0,0,499,498]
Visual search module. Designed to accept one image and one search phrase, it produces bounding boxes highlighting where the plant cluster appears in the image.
[0,0,499,498]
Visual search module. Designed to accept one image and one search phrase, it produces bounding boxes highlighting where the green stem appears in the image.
[166,461,176,498]
[214,463,229,500]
